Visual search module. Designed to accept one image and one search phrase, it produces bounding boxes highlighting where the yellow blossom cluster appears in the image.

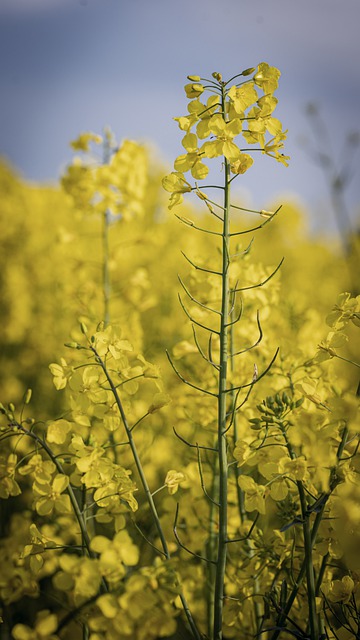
[163,64,289,208]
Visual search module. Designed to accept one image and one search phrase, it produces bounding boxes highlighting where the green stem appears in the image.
[92,348,201,640]
[206,458,219,638]
[213,87,230,639]
[282,431,318,638]
[298,481,318,639]
[270,424,349,640]
[230,321,246,526]
[333,353,360,369]
[93,348,169,554]
[230,320,262,634]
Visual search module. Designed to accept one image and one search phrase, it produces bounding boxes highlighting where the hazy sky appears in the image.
[0,0,359,231]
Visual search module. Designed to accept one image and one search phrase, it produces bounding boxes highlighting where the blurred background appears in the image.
[0,0,359,233]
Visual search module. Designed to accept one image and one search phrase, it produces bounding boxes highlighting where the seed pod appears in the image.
[250,422,264,431]
[282,391,291,405]
[257,403,268,414]
[64,342,78,349]
[249,418,263,430]
[280,580,288,608]
[80,321,88,335]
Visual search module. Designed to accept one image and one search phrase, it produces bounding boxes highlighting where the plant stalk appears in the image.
[92,348,201,640]
[230,320,262,634]
[213,93,231,637]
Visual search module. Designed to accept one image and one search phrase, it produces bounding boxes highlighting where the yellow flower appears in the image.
[90,531,139,584]
[254,62,281,93]
[165,470,187,495]
[238,475,267,514]
[46,419,72,445]
[326,575,355,603]
[54,555,102,601]
[230,153,254,174]
[162,172,192,209]
[48,358,72,390]
[184,83,204,99]
[12,611,58,640]
[33,474,71,516]
[279,456,308,481]
[201,114,242,161]
[70,131,102,152]
[18,454,55,484]
[228,82,258,113]
[148,393,171,414]
[0,453,21,499]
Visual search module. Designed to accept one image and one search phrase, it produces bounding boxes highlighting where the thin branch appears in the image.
[173,503,217,564]
[226,513,259,543]
[166,350,218,397]
[225,385,252,434]
[178,275,221,315]
[192,325,220,370]
[233,258,284,292]
[229,206,282,236]
[224,306,243,328]
[230,237,254,259]
[129,411,150,432]
[231,310,263,357]
[226,348,279,392]
[178,293,220,334]
[131,518,167,558]
[208,331,217,366]
[196,445,220,506]
[56,594,99,633]
[175,214,222,236]
[173,426,217,452]
[181,250,222,276]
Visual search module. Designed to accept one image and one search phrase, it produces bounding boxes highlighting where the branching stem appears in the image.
[90,347,201,640]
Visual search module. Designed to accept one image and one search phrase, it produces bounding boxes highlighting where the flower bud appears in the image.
[242,67,256,76]
[184,83,204,98]
[80,321,88,335]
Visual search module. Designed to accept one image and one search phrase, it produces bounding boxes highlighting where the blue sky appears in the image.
[0,0,359,231]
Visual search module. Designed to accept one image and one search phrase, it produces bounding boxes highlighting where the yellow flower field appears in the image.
[0,66,359,640]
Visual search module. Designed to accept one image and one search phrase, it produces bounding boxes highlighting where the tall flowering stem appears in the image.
[163,66,288,638]
[213,84,231,639]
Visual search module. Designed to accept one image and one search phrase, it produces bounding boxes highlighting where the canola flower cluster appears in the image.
[163,64,289,208]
